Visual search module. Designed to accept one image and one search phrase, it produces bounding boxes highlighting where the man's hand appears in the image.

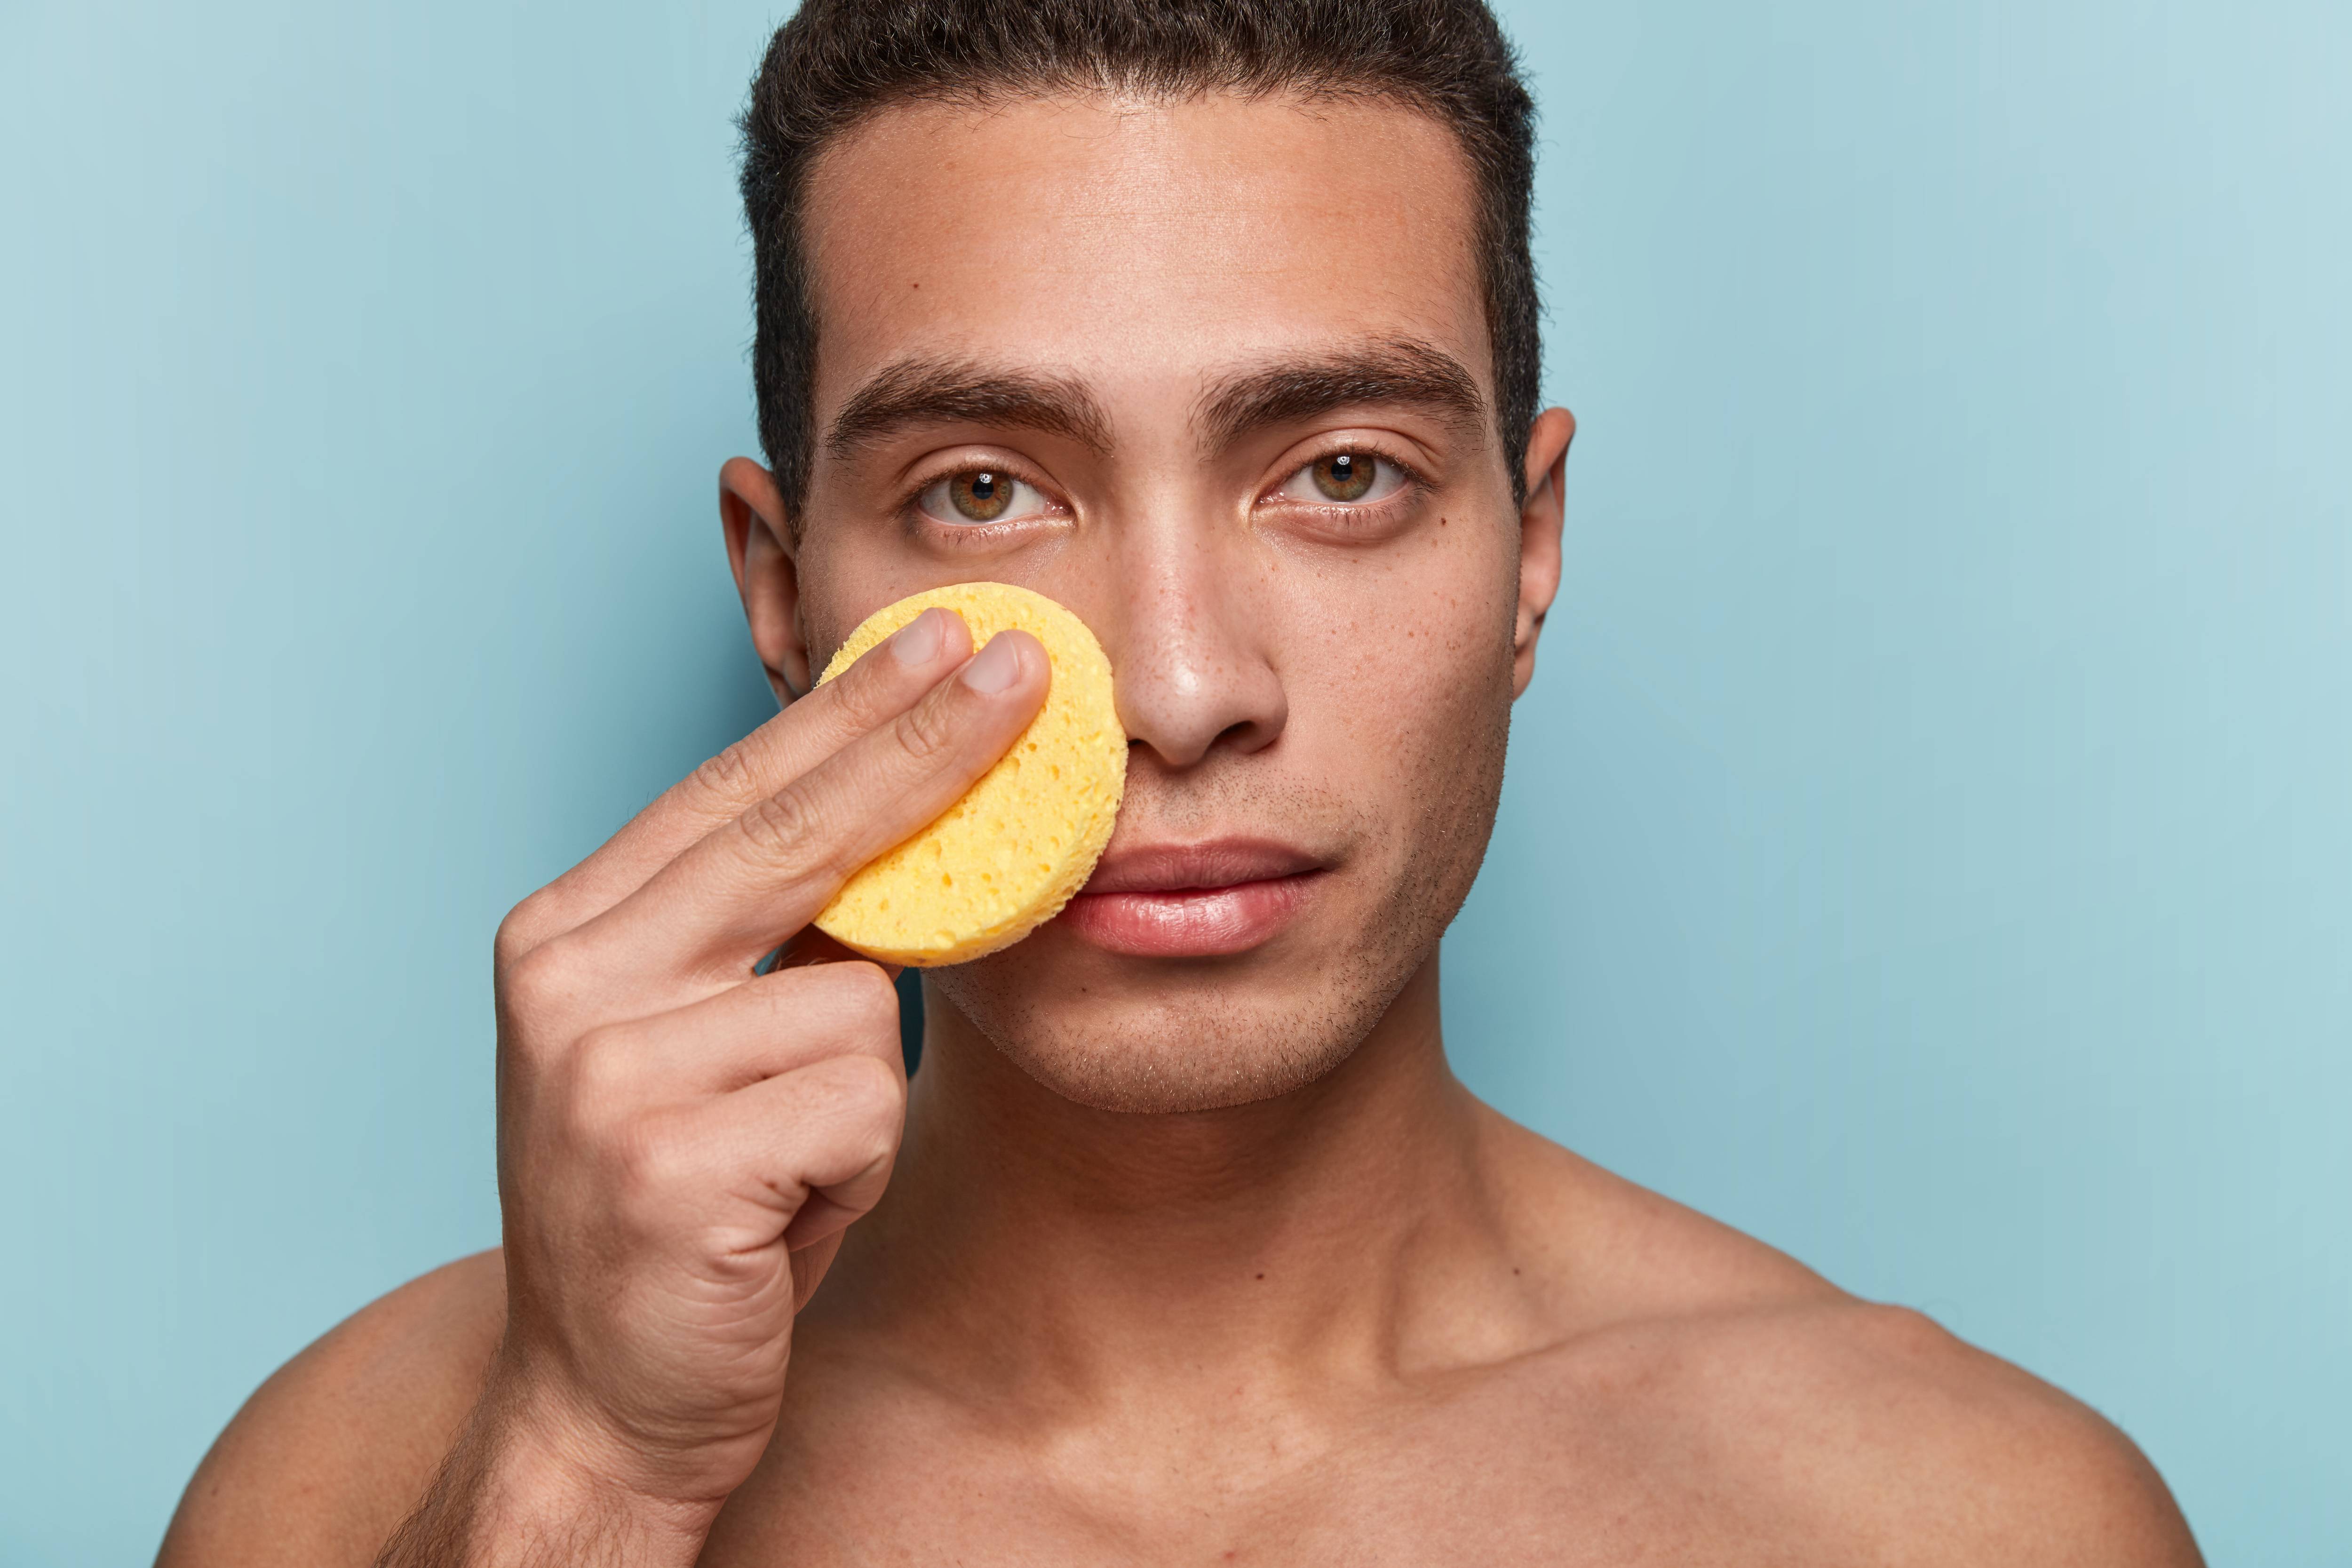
[377,608,1047,1566]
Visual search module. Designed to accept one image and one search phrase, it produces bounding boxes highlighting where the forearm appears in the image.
[375,1395,715,1568]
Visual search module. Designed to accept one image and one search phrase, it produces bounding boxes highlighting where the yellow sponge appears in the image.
[812,582,1125,967]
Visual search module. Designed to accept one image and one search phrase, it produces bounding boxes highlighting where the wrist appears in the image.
[382,1374,722,1568]
[477,1409,722,1563]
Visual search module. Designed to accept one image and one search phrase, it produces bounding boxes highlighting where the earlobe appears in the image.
[718,456,810,706]
[1511,407,1575,700]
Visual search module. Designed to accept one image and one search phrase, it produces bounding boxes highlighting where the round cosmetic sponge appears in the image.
[811,582,1126,967]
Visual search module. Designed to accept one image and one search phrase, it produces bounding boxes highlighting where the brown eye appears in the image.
[915,469,1053,527]
[949,470,1011,521]
[1310,452,1376,502]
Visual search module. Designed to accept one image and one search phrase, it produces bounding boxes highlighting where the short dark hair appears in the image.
[739,0,1541,513]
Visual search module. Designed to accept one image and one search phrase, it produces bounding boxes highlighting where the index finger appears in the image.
[568,629,1050,999]
[506,607,973,960]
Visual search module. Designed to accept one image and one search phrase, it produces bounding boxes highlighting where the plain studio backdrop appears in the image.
[3,1,2346,1561]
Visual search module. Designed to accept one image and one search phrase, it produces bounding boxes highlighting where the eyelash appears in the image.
[893,442,1431,532]
[1263,443,1430,510]
[898,457,1067,532]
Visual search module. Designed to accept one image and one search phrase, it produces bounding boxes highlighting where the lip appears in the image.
[1057,838,1327,957]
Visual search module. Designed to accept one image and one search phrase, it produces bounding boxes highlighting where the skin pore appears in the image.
[155,88,2203,1568]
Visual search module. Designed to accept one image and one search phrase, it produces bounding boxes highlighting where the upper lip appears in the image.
[1077,838,1325,896]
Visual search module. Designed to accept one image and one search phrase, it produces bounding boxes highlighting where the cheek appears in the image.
[1295,545,1518,930]
[790,511,935,669]
[1308,541,1518,765]
[787,526,858,662]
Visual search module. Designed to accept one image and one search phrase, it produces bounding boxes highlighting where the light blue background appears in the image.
[3,1,2344,1561]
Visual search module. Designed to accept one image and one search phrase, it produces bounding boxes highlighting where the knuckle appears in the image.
[825,1051,906,1125]
[690,740,760,805]
[609,1110,692,1218]
[791,1057,904,1184]
[563,1026,636,1126]
[824,656,906,729]
[493,888,566,971]
[735,788,816,867]
[501,935,585,1019]
[891,692,960,766]
[842,1061,906,1163]
[831,961,902,1034]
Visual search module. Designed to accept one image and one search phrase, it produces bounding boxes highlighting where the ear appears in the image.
[1511,407,1575,699]
[719,456,810,707]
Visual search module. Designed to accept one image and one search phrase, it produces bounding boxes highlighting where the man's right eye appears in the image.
[916,469,1053,525]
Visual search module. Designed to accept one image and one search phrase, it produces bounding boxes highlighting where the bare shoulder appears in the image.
[1489,1127,2201,1565]
[1480,1110,1851,1334]
[157,1250,508,1568]
[1661,1296,2206,1565]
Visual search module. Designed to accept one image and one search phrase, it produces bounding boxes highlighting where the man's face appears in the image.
[738,92,1566,1114]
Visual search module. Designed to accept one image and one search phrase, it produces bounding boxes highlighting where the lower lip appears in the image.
[1057,873,1320,958]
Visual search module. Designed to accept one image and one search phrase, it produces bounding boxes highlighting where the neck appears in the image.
[812,954,1546,1406]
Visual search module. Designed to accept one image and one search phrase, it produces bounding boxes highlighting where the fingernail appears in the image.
[960,634,1023,694]
[889,608,946,667]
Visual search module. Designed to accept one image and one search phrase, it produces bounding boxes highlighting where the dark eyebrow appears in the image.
[1192,336,1489,452]
[823,357,1113,460]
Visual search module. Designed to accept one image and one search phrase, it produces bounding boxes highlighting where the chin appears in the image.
[926,900,1442,1116]
[933,976,1387,1114]
[925,688,1514,1116]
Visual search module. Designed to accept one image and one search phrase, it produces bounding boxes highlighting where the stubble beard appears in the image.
[927,678,1515,1116]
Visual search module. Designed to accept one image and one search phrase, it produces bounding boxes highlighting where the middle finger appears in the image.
[563,629,1049,1003]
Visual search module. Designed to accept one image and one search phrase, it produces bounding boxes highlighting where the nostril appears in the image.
[1106,602,1287,768]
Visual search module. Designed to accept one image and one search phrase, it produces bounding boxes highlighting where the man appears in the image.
[160,2,2202,1562]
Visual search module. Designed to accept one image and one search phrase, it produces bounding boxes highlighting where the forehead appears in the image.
[800,92,1489,424]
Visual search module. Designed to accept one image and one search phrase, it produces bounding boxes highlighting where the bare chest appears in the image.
[696,1369,1792,1567]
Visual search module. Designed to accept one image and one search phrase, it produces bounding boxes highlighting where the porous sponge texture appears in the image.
[812,582,1125,967]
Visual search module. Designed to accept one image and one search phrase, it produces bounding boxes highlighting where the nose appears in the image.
[1101,522,1287,770]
